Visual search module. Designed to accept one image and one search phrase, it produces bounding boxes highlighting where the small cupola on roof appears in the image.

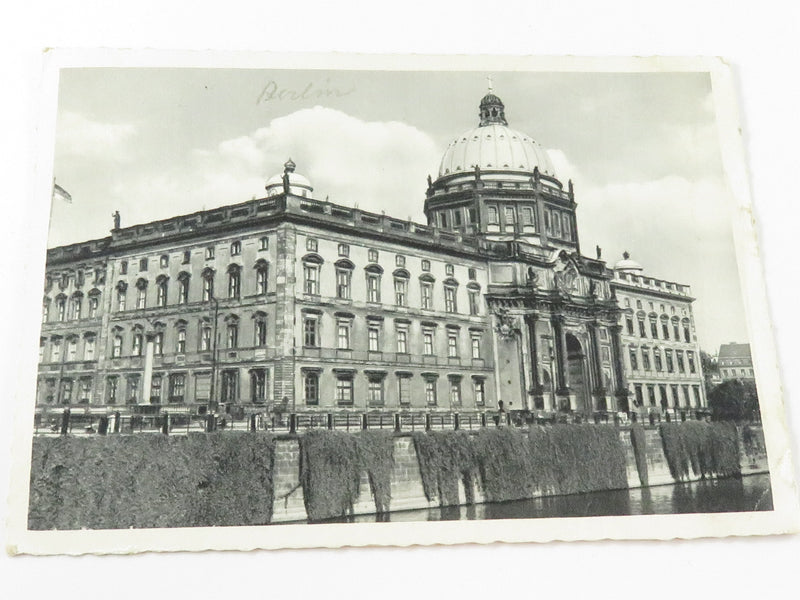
[614,251,644,273]
[479,92,507,126]
[265,158,314,198]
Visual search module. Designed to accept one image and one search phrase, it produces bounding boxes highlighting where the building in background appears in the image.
[611,252,707,417]
[718,343,755,382]
[37,92,711,420]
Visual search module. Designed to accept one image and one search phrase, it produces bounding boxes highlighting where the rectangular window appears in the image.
[132,334,142,357]
[654,350,663,371]
[666,350,675,373]
[338,243,349,257]
[368,249,379,263]
[439,212,448,228]
[126,376,139,404]
[106,376,118,404]
[231,241,241,256]
[111,336,121,358]
[256,267,268,295]
[693,386,701,407]
[552,211,562,237]
[471,335,481,359]
[139,258,148,272]
[684,325,691,343]
[642,349,651,370]
[178,278,189,304]
[56,299,66,321]
[468,208,477,224]
[629,348,639,371]
[157,282,167,307]
[647,384,657,406]
[304,317,318,347]
[120,260,128,275]
[137,287,147,309]
[367,274,381,303]
[473,379,486,406]
[337,321,351,350]
[688,351,696,374]
[368,325,380,352]
[421,282,433,309]
[176,329,186,354]
[67,338,77,361]
[160,255,169,268]
[447,332,459,358]
[251,370,266,403]
[638,318,646,337]
[396,328,408,354]
[84,337,96,361]
[676,351,685,373]
[71,298,82,320]
[634,384,643,406]
[395,255,406,268]
[205,247,215,260]
[153,332,163,356]
[503,206,515,226]
[673,323,680,340]
[306,238,318,252]
[626,317,634,335]
[169,373,186,403]
[227,323,239,349]
[394,278,407,306]
[89,296,99,317]
[425,378,437,406]
[336,269,351,299]
[398,375,411,407]
[662,322,670,340]
[367,376,384,406]
[453,210,462,227]
[202,276,213,302]
[562,214,572,240]
[183,250,191,263]
[423,330,434,355]
[304,264,319,295]
[421,259,430,272]
[221,370,237,402]
[151,375,162,404]
[650,319,658,338]
[468,290,479,315]
[521,206,535,227]
[259,237,269,251]
[228,271,240,299]
[255,320,267,347]
[304,371,319,405]
[449,377,462,406]
[444,286,457,313]
[336,375,354,406]
[200,326,212,351]
[487,205,499,225]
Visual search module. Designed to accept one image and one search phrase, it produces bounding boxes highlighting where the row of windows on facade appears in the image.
[632,382,704,409]
[117,237,270,276]
[301,263,480,314]
[628,346,698,375]
[435,203,574,241]
[45,268,105,293]
[301,371,486,408]
[617,274,687,293]
[622,297,687,316]
[624,314,693,343]
[43,293,101,322]
[41,369,487,408]
[720,368,754,378]
[301,315,485,358]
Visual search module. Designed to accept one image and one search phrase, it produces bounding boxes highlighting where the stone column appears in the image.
[142,337,154,405]
[525,313,544,409]
[551,315,569,395]
[588,321,605,410]
[609,324,628,412]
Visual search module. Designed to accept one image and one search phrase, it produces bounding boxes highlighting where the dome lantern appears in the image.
[479,92,507,126]
[265,158,313,198]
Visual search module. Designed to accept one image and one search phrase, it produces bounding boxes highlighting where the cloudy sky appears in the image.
[50,67,744,352]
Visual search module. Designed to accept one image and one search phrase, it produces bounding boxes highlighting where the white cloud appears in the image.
[187,107,441,220]
[56,111,137,160]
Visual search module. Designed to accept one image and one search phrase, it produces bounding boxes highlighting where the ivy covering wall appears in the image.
[659,421,741,482]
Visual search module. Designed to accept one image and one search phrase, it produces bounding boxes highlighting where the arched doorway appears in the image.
[565,333,591,414]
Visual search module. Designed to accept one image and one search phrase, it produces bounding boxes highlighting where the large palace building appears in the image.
[36,92,708,419]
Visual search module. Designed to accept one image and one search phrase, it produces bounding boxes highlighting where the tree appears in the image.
[708,379,760,422]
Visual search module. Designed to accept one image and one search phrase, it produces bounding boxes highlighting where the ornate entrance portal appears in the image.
[566,333,591,415]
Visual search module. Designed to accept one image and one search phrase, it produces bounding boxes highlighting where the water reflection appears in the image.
[341,474,773,524]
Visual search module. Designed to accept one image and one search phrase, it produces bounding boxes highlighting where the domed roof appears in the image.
[265,158,313,198]
[437,92,556,180]
[438,123,556,179]
[614,251,644,273]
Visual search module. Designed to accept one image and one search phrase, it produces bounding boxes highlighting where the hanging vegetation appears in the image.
[299,429,362,522]
[630,423,649,487]
[473,428,539,502]
[659,421,741,482]
[412,431,478,506]
[356,430,396,514]
[28,433,276,530]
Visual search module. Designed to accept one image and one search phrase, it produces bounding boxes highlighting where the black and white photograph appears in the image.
[6,50,799,556]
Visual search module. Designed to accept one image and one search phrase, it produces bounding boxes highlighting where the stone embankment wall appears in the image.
[270,425,769,524]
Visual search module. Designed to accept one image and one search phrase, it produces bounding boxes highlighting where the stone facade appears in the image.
[35,91,708,420]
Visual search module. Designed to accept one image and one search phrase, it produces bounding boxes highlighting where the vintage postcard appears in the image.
[7,51,799,555]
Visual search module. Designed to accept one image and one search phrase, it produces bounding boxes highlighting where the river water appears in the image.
[346,473,773,523]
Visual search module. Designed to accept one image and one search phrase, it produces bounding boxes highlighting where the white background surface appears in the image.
[1,2,798,598]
